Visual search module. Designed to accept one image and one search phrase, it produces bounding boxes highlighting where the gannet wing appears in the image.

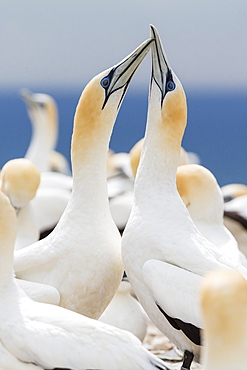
[142,259,202,345]
[16,279,60,305]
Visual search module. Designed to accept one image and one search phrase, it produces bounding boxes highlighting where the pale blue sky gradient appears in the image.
[1,0,246,91]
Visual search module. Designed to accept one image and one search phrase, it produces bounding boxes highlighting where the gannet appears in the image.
[176,164,247,266]
[0,191,169,370]
[121,25,247,370]
[99,274,148,342]
[200,269,247,370]
[0,158,40,250]
[14,38,154,319]
[221,182,247,203]
[21,89,59,173]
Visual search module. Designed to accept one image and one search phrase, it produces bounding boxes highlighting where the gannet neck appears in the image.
[135,79,187,199]
[0,192,17,284]
[201,269,247,370]
[23,91,58,172]
[176,164,224,223]
[70,37,153,202]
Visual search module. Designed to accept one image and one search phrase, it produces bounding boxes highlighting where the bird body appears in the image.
[122,25,247,368]
[0,190,168,370]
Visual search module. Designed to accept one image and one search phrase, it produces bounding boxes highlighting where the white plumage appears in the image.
[176,164,247,266]
[121,25,247,369]
[14,38,153,320]
[0,158,40,250]
[0,189,170,370]
[200,269,247,370]
[99,277,148,342]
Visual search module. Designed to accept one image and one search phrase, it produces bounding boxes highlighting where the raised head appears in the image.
[20,89,58,145]
[71,38,153,166]
[149,25,187,149]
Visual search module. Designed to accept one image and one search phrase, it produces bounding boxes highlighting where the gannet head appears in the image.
[149,25,187,144]
[0,158,40,211]
[72,38,154,156]
[200,269,247,353]
[176,164,223,221]
[20,89,58,143]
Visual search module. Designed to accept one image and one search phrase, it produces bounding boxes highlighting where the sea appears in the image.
[0,87,246,187]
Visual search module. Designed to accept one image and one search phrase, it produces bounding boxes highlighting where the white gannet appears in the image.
[21,89,59,173]
[99,273,149,342]
[0,160,60,305]
[223,194,247,257]
[0,191,169,370]
[200,268,247,370]
[221,182,247,203]
[14,38,154,319]
[0,158,40,250]
[121,25,247,370]
[176,163,247,266]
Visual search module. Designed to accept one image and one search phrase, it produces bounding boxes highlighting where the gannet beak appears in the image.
[150,24,175,106]
[102,38,154,109]
[20,88,34,106]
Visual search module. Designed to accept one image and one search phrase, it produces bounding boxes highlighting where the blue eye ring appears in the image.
[100,77,110,89]
[166,80,175,91]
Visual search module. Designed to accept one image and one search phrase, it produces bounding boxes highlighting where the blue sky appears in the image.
[1,0,246,91]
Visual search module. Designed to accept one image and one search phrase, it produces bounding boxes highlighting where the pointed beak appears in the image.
[20,88,34,106]
[150,25,171,105]
[102,38,154,109]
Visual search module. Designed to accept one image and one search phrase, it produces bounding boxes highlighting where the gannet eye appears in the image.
[166,81,175,91]
[100,77,110,89]
[38,102,46,109]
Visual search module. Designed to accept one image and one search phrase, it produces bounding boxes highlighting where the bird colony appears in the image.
[0,25,246,370]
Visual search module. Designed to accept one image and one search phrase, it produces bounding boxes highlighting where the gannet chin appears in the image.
[0,191,169,370]
[122,25,247,370]
[14,38,154,319]
[200,269,247,370]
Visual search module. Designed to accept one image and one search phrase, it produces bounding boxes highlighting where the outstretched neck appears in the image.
[135,84,187,196]
[70,84,117,205]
